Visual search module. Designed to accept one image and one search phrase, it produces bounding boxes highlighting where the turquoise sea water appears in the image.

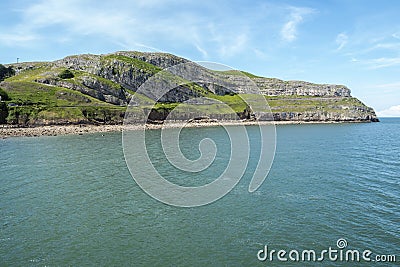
[0,119,399,266]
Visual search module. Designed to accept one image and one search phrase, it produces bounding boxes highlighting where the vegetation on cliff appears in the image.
[0,51,379,125]
[0,64,15,82]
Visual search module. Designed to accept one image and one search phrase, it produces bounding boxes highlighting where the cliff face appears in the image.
[0,51,378,125]
[219,75,351,97]
[254,78,351,97]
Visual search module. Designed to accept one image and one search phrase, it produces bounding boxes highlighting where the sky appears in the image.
[0,0,399,116]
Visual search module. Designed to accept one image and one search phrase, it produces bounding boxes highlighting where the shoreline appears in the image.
[0,120,370,138]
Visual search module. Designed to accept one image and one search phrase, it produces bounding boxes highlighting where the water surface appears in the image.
[1,119,399,266]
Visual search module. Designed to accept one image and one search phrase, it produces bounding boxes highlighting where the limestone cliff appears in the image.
[0,51,378,125]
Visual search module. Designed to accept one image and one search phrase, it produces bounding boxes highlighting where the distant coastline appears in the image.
[0,119,373,138]
[0,51,379,128]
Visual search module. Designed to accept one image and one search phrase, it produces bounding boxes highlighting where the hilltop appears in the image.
[0,51,378,126]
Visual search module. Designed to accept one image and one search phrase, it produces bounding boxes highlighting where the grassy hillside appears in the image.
[1,81,126,124]
[0,51,378,125]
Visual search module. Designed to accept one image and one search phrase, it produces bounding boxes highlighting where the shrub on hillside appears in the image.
[0,64,15,81]
[0,102,8,124]
[0,88,10,101]
[58,69,74,79]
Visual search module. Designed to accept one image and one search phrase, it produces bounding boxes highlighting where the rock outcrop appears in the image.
[2,51,379,125]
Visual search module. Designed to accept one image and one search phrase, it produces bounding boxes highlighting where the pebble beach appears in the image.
[0,120,351,138]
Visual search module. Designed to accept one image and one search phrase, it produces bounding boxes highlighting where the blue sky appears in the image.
[0,0,399,116]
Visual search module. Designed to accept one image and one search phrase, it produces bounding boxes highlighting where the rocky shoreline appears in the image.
[1,51,379,127]
[0,120,368,138]
[0,124,125,138]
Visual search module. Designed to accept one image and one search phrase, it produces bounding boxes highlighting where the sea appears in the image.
[0,118,399,266]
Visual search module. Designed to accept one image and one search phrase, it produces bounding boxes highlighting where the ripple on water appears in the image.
[0,122,399,265]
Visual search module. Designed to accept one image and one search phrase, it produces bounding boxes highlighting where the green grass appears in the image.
[2,81,115,107]
[145,93,251,118]
[37,107,84,120]
[1,56,255,124]
[140,91,250,114]
[2,80,126,124]
[8,65,125,93]
[129,91,155,105]
[214,70,262,78]
[71,70,123,91]
[165,103,239,115]
[102,55,162,74]
[153,102,179,110]
[6,65,51,82]
[265,96,366,112]
[1,51,374,125]
[205,94,248,113]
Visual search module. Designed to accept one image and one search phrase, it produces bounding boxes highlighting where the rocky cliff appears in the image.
[0,51,378,125]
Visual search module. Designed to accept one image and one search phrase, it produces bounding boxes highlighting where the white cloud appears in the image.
[375,82,400,89]
[335,33,348,50]
[253,48,268,59]
[0,1,318,60]
[2,0,256,58]
[353,42,400,56]
[194,43,208,58]
[281,18,300,42]
[350,54,400,70]
[0,0,140,50]
[280,7,315,42]
[22,0,138,42]
[218,34,247,57]
[367,57,400,69]
[392,32,400,39]
[0,33,38,46]
[377,105,400,117]
[374,43,400,50]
